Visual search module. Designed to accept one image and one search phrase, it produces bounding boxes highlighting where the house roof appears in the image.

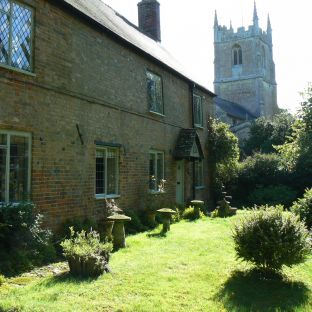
[60,0,215,96]
[173,129,204,160]
[214,97,257,120]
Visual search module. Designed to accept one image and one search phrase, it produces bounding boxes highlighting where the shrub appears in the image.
[61,228,113,277]
[124,210,148,235]
[60,217,98,239]
[0,274,5,286]
[0,202,56,276]
[182,206,204,221]
[233,206,311,272]
[291,188,312,229]
[247,185,297,207]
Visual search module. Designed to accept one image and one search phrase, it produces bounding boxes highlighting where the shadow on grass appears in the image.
[40,271,100,287]
[215,269,310,312]
[146,231,167,238]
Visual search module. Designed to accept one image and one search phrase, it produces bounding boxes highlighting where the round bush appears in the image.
[291,188,312,229]
[233,207,311,272]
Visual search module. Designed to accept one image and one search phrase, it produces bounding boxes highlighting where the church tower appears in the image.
[214,2,278,117]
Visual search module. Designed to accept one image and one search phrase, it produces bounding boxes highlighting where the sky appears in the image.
[102,0,312,113]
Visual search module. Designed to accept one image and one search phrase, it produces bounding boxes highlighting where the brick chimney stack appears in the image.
[138,0,161,42]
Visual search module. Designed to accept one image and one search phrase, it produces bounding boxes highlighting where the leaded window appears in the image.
[149,151,164,192]
[0,0,34,72]
[233,45,242,66]
[146,70,164,115]
[96,147,119,197]
[193,94,203,127]
[0,131,31,203]
[195,159,204,188]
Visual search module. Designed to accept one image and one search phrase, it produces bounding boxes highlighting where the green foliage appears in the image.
[0,202,56,276]
[291,188,312,229]
[60,217,98,239]
[182,206,204,221]
[233,207,311,272]
[229,153,294,207]
[124,210,149,235]
[243,111,294,155]
[0,274,5,286]
[247,185,297,207]
[276,84,312,191]
[207,117,240,199]
[61,227,112,261]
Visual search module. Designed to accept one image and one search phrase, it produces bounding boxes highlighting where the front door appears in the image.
[176,160,184,205]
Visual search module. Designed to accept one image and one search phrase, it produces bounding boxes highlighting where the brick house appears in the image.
[0,0,215,230]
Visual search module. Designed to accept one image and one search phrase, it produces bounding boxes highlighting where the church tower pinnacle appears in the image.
[253,1,259,29]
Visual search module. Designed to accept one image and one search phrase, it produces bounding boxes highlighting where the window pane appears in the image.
[0,133,7,145]
[0,146,6,201]
[238,49,242,64]
[195,160,204,187]
[11,3,32,71]
[149,153,156,190]
[156,153,163,188]
[0,5,10,65]
[194,95,203,126]
[9,135,29,201]
[147,71,163,114]
[96,150,105,195]
[107,149,117,195]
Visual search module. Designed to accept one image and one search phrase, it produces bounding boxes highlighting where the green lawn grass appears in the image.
[0,213,311,312]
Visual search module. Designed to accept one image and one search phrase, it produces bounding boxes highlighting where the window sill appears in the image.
[148,190,166,195]
[195,186,205,190]
[149,110,165,117]
[194,125,204,130]
[0,63,36,77]
[95,194,121,200]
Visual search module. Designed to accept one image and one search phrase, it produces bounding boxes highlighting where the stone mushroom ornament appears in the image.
[156,208,177,233]
[107,214,131,250]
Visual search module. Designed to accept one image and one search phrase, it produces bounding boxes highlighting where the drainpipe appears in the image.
[190,83,196,200]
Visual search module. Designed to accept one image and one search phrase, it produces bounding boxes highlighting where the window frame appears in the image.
[95,146,120,199]
[193,93,204,128]
[146,70,164,116]
[232,45,242,66]
[149,150,165,193]
[0,129,32,203]
[194,159,205,189]
[0,0,35,73]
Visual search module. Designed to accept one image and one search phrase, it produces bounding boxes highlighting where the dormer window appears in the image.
[0,0,34,72]
[233,45,242,66]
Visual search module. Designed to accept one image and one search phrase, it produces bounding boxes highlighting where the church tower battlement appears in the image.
[214,2,278,117]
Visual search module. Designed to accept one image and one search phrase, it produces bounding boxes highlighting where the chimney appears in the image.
[138,0,161,42]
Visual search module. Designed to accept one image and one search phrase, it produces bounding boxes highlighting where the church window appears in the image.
[0,0,34,72]
[146,70,164,115]
[233,45,242,65]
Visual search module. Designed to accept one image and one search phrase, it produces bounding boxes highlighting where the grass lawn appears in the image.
[0,213,311,312]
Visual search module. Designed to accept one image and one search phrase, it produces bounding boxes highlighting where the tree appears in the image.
[207,117,240,200]
[243,110,294,155]
[276,83,312,191]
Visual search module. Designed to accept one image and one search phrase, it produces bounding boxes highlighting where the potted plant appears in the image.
[61,227,112,277]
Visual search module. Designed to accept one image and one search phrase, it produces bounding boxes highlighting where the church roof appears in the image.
[60,0,214,96]
[215,97,257,120]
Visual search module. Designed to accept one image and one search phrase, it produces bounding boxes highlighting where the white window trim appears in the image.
[0,130,32,203]
[95,146,119,199]
[149,150,165,193]
[0,0,35,73]
[193,94,203,128]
